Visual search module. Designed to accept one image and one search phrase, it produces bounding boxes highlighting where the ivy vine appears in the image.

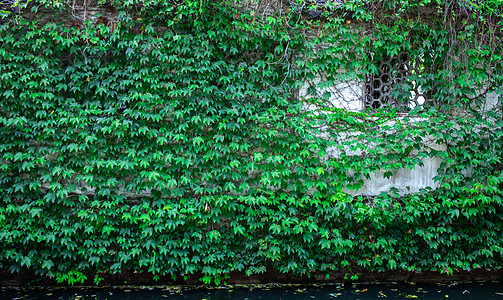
[0,0,502,285]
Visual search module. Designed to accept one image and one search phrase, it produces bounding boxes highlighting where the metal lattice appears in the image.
[364,52,433,110]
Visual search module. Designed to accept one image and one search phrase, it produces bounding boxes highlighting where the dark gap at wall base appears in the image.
[2,269,503,287]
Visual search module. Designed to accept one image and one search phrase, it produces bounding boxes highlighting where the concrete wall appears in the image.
[349,157,443,196]
[300,78,503,196]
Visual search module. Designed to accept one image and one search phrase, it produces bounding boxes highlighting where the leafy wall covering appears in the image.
[0,0,502,284]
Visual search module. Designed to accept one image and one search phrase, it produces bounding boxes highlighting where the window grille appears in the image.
[364,52,434,111]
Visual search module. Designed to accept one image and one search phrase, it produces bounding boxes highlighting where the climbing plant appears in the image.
[0,0,502,285]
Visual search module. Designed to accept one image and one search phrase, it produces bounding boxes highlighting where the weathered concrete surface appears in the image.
[353,157,443,196]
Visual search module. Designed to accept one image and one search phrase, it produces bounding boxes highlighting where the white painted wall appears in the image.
[300,75,363,112]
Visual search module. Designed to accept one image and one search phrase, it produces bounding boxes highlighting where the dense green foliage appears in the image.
[0,0,502,284]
